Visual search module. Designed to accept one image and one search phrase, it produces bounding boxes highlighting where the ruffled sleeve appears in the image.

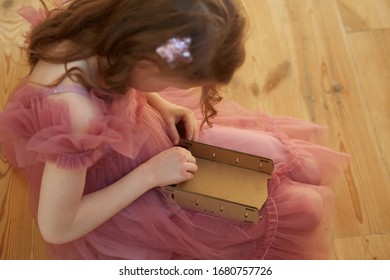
[0,85,150,169]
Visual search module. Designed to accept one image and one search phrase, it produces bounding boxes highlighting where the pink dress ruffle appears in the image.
[0,83,349,260]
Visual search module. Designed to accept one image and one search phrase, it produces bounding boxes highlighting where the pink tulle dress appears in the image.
[0,81,349,259]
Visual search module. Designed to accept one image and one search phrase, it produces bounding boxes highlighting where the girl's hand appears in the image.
[146,92,198,144]
[143,146,198,187]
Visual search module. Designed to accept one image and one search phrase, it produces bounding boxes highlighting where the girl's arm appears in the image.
[37,92,197,244]
[39,161,151,244]
[39,145,197,245]
[145,92,198,143]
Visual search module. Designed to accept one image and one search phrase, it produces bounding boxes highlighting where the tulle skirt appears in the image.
[0,85,349,259]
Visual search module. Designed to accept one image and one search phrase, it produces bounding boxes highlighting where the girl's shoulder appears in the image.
[0,81,104,169]
[45,88,104,133]
[26,56,104,133]
[28,41,91,84]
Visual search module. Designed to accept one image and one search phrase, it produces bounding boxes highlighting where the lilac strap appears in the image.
[39,84,91,97]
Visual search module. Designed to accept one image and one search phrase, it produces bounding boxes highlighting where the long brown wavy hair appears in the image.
[28,0,247,125]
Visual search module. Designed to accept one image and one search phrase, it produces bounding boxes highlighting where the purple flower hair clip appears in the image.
[156,36,193,69]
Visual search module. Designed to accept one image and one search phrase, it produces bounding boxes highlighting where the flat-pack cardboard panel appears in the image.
[164,139,273,223]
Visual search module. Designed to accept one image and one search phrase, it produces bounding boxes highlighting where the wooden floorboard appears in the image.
[337,0,390,32]
[333,233,390,260]
[231,0,390,259]
[0,0,389,260]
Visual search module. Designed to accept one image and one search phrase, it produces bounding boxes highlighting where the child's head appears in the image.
[29,0,247,124]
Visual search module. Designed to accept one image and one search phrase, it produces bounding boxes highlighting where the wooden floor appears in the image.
[1,0,390,260]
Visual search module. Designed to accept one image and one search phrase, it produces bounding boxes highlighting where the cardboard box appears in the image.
[164,139,273,223]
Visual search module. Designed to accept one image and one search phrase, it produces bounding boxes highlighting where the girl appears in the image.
[0,0,349,259]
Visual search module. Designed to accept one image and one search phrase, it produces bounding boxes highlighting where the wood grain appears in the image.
[349,30,390,169]
[231,0,390,259]
[1,0,389,260]
[333,233,390,260]
[0,0,47,260]
[337,0,390,32]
